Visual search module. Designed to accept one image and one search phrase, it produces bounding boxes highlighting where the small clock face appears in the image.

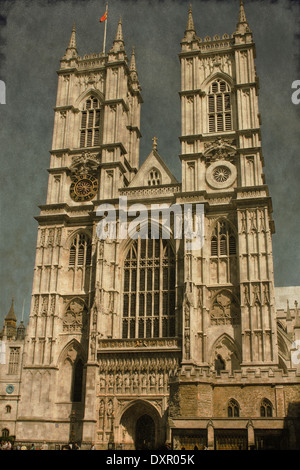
[6,385,14,394]
[70,174,98,202]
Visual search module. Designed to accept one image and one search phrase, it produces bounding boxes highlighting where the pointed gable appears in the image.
[128,147,178,188]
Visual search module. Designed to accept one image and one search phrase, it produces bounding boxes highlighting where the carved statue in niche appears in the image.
[99,374,106,391]
[149,373,156,388]
[99,399,105,418]
[184,331,190,359]
[63,298,87,333]
[210,291,240,325]
[107,399,113,417]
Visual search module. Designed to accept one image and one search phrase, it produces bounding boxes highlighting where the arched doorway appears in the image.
[135,415,155,450]
[119,400,164,450]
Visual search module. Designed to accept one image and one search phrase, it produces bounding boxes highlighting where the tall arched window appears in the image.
[260,399,273,417]
[69,233,92,267]
[80,96,101,148]
[208,79,232,133]
[122,237,176,339]
[228,399,240,418]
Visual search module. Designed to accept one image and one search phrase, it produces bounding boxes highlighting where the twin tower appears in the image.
[14,3,300,450]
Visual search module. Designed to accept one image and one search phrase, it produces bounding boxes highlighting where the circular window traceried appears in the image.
[213,166,231,183]
[206,160,236,189]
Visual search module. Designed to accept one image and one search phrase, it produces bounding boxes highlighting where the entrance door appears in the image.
[135,415,155,450]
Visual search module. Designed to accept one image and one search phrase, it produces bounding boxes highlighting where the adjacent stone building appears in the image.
[0,299,26,443]
[1,2,299,450]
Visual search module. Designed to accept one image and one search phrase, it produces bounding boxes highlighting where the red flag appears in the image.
[100,10,107,22]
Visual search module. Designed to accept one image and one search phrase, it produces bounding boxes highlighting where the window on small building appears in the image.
[80,97,101,148]
[69,233,92,267]
[8,347,20,375]
[260,399,273,417]
[228,399,240,418]
[6,405,11,414]
[208,79,232,133]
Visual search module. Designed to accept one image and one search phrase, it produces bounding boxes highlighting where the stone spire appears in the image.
[68,23,77,49]
[129,46,139,83]
[186,4,195,32]
[116,17,124,42]
[111,16,125,52]
[63,23,78,60]
[129,46,136,73]
[235,0,251,34]
[5,297,17,323]
[183,4,197,42]
[4,297,17,339]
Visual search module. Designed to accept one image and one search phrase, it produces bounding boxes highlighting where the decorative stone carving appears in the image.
[70,151,101,176]
[210,291,240,325]
[63,297,87,333]
[203,137,236,164]
[97,353,179,396]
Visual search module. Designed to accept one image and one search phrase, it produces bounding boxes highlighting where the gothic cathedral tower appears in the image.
[16,19,143,445]
[178,2,278,371]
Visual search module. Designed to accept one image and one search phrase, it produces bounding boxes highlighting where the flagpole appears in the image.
[21,299,25,322]
[103,3,108,54]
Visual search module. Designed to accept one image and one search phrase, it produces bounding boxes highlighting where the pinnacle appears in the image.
[239,0,247,24]
[5,297,17,321]
[115,16,124,43]
[68,22,77,50]
[235,0,251,35]
[183,4,196,43]
[129,46,136,72]
[186,4,195,32]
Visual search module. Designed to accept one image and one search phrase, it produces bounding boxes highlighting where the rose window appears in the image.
[213,166,231,183]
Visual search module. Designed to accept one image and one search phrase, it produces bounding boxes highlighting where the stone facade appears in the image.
[1,2,300,450]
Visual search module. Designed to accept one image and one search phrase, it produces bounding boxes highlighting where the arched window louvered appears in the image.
[208,79,232,133]
[69,233,92,267]
[80,96,101,148]
[210,220,236,257]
